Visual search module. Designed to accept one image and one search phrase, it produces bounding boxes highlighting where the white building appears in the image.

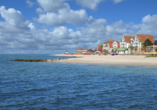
[120,34,155,54]
[103,40,120,53]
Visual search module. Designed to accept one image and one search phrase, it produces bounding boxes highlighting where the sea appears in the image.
[0,54,157,110]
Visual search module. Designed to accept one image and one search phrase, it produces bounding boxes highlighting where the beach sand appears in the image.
[52,54,157,67]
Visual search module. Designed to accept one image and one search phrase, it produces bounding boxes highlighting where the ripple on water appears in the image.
[1,55,157,109]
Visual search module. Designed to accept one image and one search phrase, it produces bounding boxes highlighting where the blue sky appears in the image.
[0,0,157,54]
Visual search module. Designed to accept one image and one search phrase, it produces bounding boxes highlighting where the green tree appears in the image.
[143,39,153,47]
[155,48,157,52]
[111,49,116,53]
[88,48,94,52]
[143,39,153,52]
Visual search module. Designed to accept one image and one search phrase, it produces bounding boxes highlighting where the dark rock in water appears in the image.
[10,58,63,62]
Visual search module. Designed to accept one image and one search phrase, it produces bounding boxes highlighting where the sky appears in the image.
[0,0,157,54]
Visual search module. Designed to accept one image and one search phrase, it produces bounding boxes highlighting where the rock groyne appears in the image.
[10,58,67,62]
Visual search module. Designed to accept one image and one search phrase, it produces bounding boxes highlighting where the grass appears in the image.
[145,56,157,58]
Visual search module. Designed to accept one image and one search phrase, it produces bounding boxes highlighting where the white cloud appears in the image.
[37,0,68,12]
[112,0,126,4]
[76,0,126,10]
[106,20,128,35]
[35,4,88,26]
[1,5,156,54]
[76,0,104,10]
[28,23,35,29]
[132,14,157,36]
[0,6,29,32]
[36,8,44,13]
[26,0,35,7]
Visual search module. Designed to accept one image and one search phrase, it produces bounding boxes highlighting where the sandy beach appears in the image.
[52,54,157,67]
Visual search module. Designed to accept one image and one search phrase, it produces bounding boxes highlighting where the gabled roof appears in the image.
[104,42,108,44]
[136,34,155,42]
[76,48,86,50]
[109,43,113,48]
[124,36,135,43]
[116,41,120,48]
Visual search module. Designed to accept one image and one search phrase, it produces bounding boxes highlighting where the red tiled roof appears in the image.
[124,36,135,43]
[108,40,114,43]
[136,34,155,42]
[116,41,120,48]
[76,48,86,50]
[109,43,113,48]
[86,51,93,53]
[97,45,103,51]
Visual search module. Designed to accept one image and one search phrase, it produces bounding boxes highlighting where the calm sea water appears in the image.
[0,54,157,110]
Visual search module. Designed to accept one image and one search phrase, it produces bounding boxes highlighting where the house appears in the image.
[120,34,155,54]
[65,50,68,53]
[97,45,103,51]
[75,48,87,54]
[103,40,120,53]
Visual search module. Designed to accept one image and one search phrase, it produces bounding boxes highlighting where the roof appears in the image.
[76,48,86,50]
[75,51,87,53]
[153,40,157,45]
[137,34,155,42]
[97,45,103,50]
[124,36,135,43]
[109,43,113,48]
[116,41,120,48]
[117,48,128,51]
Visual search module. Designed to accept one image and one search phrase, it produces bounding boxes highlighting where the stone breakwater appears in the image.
[10,58,67,62]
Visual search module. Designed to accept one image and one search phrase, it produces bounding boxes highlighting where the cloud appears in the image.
[37,0,68,12]
[28,23,35,29]
[76,0,126,10]
[35,0,88,26]
[0,6,29,32]
[0,6,135,54]
[76,0,104,10]
[26,0,35,7]
[112,0,126,4]
[106,20,128,35]
[131,14,157,37]
[36,9,88,26]
[1,5,156,54]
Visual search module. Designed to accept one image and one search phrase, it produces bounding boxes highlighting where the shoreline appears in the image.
[51,54,157,67]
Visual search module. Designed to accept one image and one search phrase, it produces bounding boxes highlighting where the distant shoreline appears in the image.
[51,54,157,67]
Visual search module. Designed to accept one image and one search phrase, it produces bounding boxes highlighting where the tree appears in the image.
[143,39,153,52]
[141,43,146,51]
[111,49,116,53]
[143,39,153,47]
[88,48,94,52]
[100,45,103,48]
[155,48,157,52]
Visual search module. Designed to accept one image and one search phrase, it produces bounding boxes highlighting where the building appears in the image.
[120,34,155,54]
[65,50,68,53]
[75,48,87,54]
[97,45,103,51]
[153,40,157,45]
[103,40,120,53]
